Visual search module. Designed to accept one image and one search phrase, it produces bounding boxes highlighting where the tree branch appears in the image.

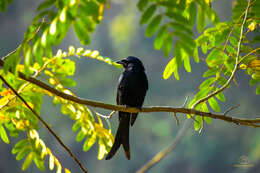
[0,75,88,173]
[0,59,259,127]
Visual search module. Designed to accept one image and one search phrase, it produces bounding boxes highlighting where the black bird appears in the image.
[105,56,148,160]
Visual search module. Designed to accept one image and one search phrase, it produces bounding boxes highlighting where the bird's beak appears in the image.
[116,60,125,65]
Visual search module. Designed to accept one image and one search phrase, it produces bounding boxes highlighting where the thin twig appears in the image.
[173,112,179,126]
[238,47,260,64]
[108,110,116,118]
[224,104,240,115]
[0,75,88,173]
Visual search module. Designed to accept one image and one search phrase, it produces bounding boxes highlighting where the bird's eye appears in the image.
[122,60,128,64]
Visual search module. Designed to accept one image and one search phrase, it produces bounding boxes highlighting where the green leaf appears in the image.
[165,12,188,24]
[137,0,149,11]
[174,42,182,68]
[169,22,193,35]
[199,77,215,89]
[22,152,33,170]
[206,48,224,67]
[33,156,45,171]
[229,36,238,48]
[140,4,157,25]
[83,133,97,152]
[203,68,218,77]
[0,0,7,12]
[175,31,195,48]
[256,84,260,95]
[154,25,168,50]
[226,45,237,56]
[49,19,57,35]
[193,47,199,63]
[201,103,211,124]
[0,124,9,144]
[217,76,228,86]
[194,116,202,131]
[208,97,220,112]
[188,2,196,26]
[12,139,28,154]
[249,78,260,86]
[33,39,44,66]
[194,87,211,100]
[72,121,81,132]
[16,147,31,161]
[3,47,20,74]
[76,130,85,142]
[163,34,173,57]
[24,46,33,75]
[163,57,177,80]
[60,77,76,87]
[37,0,55,11]
[183,53,191,72]
[215,92,226,102]
[80,1,99,17]
[197,5,206,33]
[145,15,162,37]
[73,19,90,45]
[41,29,48,47]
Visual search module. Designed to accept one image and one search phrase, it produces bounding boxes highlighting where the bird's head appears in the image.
[116,56,145,71]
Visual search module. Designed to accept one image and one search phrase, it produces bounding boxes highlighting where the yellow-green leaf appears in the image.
[22,152,33,170]
[0,124,9,144]
[208,97,220,112]
[163,58,177,80]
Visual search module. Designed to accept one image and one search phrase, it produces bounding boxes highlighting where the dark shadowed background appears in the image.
[0,0,259,172]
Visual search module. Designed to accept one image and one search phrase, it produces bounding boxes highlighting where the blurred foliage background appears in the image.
[0,0,259,173]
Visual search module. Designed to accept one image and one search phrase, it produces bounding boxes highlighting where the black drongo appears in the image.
[105,56,148,160]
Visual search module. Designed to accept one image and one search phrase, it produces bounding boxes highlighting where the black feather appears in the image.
[106,56,148,160]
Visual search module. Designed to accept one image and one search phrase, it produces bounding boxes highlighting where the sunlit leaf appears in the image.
[22,152,33,171]
[49,154,54,170]
[194,116,202,131]
[76,130,85,142]
[0,124,9,144]
[97,141,106,160]
[83,133,97,152]
[215,92,226,102]
[201,103,211,124]
[16,147,31,160]
[199,77,215,89]
[33,156,45,171]
[208,97,220,112]
[163,57,177,80]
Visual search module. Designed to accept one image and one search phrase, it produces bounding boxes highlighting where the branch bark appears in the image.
[0,59,259,127]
